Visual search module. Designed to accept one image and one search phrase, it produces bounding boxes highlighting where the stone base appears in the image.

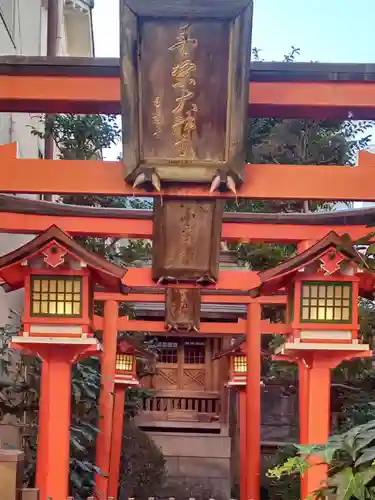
[147,430,231,498]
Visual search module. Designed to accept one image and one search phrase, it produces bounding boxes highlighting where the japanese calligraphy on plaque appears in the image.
[168,24,198,159]
[120,0,253,185]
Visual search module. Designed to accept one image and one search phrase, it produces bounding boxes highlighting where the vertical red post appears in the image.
[108,385,126,499]
[246,301,261,500]
[35,359,49,493]
[34,346,75,500]
[95,300,119,498]
[299,355,331,499]
[239,389,247,500]
[13,339,99,500]
[298,359,310,445]
[44,348,72,500]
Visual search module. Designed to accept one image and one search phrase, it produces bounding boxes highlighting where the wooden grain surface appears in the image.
[152,199,224,281]
[120,2,140,177]
[140,20,229,164]
[165,288,201,330]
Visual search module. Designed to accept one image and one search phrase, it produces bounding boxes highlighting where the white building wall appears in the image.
[0,0,94,325]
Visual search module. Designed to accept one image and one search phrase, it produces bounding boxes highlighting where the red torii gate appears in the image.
[0,47,374,500]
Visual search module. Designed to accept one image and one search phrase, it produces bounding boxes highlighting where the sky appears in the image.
[93,0,375,62]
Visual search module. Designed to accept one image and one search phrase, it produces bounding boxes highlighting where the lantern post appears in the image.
[214,334,256,500]
[108,339,151,500]
[229,347,248,500]
[0,225,126,500]
[95,299,119,499]
[252,232,373,499]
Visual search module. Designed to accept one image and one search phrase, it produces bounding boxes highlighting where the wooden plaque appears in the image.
[152,198,224,283]
[165,288,201,331]
[120,0,253,185]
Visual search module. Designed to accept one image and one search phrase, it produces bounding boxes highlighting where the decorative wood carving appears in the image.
[153,367,179,390]
[183,368,206,390]
[42,242,67,268]
[120,0,253,186]
[165,288,200,331]
[152,198,224,283]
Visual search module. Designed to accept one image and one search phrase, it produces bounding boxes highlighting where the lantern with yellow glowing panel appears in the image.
[213,337,247,388]
[251,232,373,354]
[0,225,126,343]
[115,340,140,387]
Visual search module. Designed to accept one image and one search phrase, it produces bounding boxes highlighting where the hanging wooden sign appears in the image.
[152,198,224,283]
[120,0,254,189]
[165,288,201,332]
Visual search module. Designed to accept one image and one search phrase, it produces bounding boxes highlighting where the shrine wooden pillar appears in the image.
[246,301,261,500]
[95,300,119,498]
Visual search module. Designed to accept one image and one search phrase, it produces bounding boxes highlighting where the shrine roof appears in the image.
[1,56,375,83]
[252,231,366,296]
[0,225,127,291]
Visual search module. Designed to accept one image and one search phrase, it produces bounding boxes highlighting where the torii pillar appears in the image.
[246,302,261,500]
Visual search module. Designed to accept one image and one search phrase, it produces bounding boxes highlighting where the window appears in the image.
[116,354,133,372]
[301,282,352,323]
[234,355,247,373]
[157,340,178,364]
[184,340,205,364]
[31,276,82,317]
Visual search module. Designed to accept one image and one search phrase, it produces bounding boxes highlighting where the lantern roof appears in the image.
[117,336,155,359]
[251,231,370,296]
[0,225,127,292]
[213,337,270,360]
[213,336,246,360]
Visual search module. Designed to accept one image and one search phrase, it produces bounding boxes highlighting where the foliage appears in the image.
[264,445,301,500]
[119,418,166,500]
[31,114,121,160]
[267,419,375,499]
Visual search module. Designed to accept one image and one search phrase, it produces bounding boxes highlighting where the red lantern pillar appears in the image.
[297,350,371,499]
[246,301,261,500]
[108,385,126,499]
[299,354,330,498]
[108,346,140,499]
[95,300,119,498]
[239,388,247,500]
[35,359,49,492]
[12,342,99,500]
